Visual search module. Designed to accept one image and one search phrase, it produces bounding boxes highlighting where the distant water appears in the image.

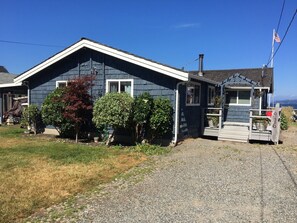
[279,103,297,109]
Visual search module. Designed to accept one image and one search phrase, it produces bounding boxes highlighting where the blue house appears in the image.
[7,38,276,143]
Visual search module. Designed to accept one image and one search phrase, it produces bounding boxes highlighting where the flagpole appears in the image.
[269,29,275,107]
[271,29,275,68]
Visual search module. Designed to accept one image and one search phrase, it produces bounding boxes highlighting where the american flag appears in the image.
[274,32,281,43]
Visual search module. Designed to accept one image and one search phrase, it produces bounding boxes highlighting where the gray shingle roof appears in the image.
[0,72,15,84]
[189,67,273,91]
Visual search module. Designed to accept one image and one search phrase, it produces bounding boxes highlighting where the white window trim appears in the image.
[106,79,134,97]
[208,86,215,106]
[226,90,251,106]
[56,80,68,88]
[186,83,201,106]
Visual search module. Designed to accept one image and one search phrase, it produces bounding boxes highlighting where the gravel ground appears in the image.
[27,135,297,223]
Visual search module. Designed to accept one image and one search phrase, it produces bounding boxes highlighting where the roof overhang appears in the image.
[14,39,189,83]
[189,73,218,85]
[0,82,23,88]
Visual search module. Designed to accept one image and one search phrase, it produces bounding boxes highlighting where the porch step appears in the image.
[218,124,249,143]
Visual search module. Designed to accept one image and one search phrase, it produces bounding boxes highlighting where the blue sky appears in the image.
[1,0,296,99]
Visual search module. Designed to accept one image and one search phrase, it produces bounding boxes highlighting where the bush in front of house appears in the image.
[41,87,75,137]
[21,104,44,134]
[92,92,134,145]
[41,75,94,141]
[149,97,173,141]
[132,92,154,142]
[280,112,288,130]
[62,75,94,143]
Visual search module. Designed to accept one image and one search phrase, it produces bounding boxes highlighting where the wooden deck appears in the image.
[201,108,281,144]
[203,123,272,143]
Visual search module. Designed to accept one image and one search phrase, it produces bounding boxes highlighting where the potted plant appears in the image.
[253,118,270,131]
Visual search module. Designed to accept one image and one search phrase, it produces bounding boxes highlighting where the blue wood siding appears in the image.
[28,48,177,108]
[178,81,209,138]
[224,95,261,123]
[27,48,180,139]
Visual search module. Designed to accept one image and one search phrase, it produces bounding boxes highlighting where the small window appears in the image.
[226,90,251,105]
[186,84,200,106]
[106,79,133,97]
[208,86,215,105]
[56,81,68,88]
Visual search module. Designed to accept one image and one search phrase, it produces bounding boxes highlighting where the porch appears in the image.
[201,107,281,144]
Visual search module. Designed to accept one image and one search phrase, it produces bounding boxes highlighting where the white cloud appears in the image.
[173,23,200,29]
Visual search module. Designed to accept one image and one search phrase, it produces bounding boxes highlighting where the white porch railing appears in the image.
[249,108,282,144]
[201,108,222,136]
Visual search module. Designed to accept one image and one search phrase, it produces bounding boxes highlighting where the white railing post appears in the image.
[219,109,222,130]
[249,110,253,138]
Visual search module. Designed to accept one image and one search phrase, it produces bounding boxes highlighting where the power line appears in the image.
[0,39,65,48]
[276,0,286,32]
[267,9,297,67]
[266,0,286,66]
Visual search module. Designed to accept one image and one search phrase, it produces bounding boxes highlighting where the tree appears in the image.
[62,75,94,143]
[93,92,134,145]
[149,97,173,140]
[132,92,153,142]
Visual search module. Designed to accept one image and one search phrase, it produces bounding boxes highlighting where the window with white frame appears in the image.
[186,84,201,105]
[208,86,215,105]
[56,81,68,88]
[226,90,251,105]
[106,79,133,97]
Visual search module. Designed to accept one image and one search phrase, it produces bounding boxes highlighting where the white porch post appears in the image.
[259,88,262,115]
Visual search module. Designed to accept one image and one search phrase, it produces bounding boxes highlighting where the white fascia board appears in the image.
[83,41,189,81]
[15,39,189,83]
[0,82,23,88]
[14,41,86,83]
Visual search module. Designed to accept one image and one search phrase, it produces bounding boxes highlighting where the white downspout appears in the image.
[173,82,186,145]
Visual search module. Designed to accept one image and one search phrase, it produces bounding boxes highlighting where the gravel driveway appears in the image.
[29,136,297,222]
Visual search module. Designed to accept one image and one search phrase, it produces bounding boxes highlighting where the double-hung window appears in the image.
[106,79,133,97]
[208,86,215,105]
[186,84,201,106]
[226,90,251,105]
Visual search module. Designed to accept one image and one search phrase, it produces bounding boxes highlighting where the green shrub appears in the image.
[41,87,75,137]
[21,105,43,134]
[93,93,134,144]
[149,97,173,140]
[280,112,288,130]
[133,92,153,142]
[282,106,294,125]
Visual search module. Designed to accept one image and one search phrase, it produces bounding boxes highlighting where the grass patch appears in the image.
[0,125,171,223]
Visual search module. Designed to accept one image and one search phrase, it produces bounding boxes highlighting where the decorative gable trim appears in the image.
[14,38,189,83]
[219,73,259,87]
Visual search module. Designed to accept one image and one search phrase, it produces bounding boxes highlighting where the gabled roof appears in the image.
[0,72,15,84]
[220,73,260,87]
[189,67,273,92]
[14,38,189,83]
[0,71,22,88]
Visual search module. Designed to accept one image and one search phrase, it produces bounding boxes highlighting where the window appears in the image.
[186,84,201,106]
[208,86,215,105]
[56,81,68,88]
[106,79,133,97]
[226,90,251,105]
